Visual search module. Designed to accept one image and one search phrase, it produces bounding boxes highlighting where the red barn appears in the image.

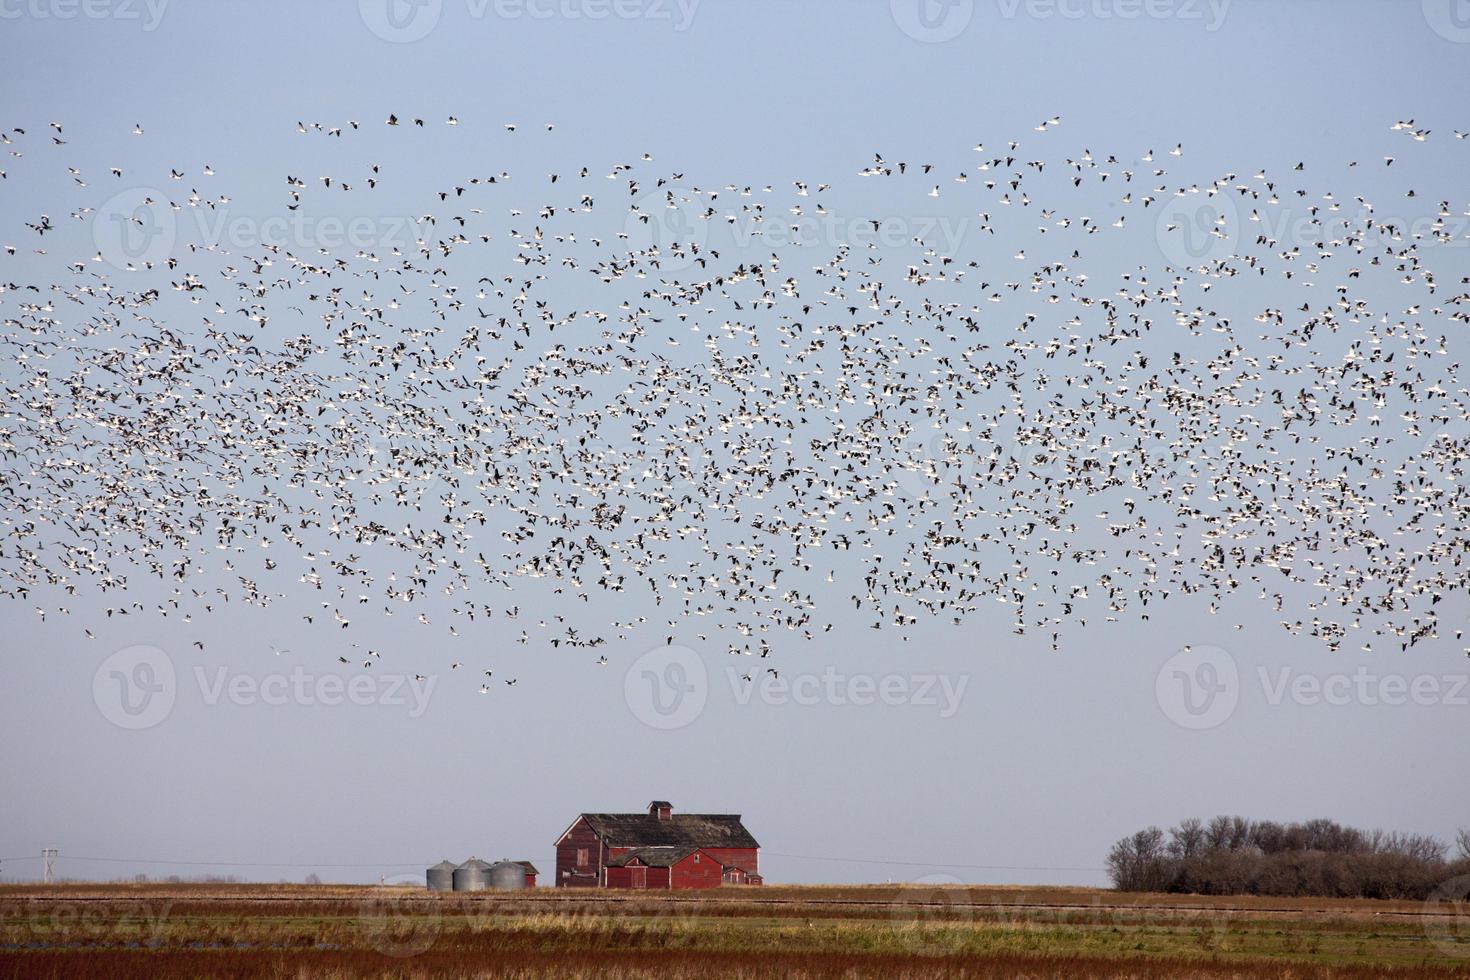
[516,861,539,888]
[554,800,761,889]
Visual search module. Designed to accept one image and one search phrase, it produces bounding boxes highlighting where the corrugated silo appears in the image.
[487,859,529,890]
[426,860,456,892]
[452,857,491,891]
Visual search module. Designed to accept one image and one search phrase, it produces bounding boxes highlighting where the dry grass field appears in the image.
[2,882,1469,978]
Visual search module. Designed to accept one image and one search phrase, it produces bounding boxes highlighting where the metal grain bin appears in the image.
[452,857,491,892]
[487,859,529,890]
[426,860,456,892]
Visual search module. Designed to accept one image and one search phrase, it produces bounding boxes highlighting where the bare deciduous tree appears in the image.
[1169,818,1206,859]
[1107,827,1169,893]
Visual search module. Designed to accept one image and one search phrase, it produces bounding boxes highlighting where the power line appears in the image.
[53,856,430,869]
[764,852,1106,874]
[1,855,427,869]
[4,851,1106,876]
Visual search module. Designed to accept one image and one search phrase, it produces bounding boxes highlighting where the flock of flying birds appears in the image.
[2,114,1468,688]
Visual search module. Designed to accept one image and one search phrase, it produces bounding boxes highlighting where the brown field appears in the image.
[2,882,1469,978]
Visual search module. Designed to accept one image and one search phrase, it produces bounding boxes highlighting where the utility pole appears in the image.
[41,848,57,885]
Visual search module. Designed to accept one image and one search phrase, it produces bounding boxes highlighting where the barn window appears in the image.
[577,848,588,866]
[693,853,700,862]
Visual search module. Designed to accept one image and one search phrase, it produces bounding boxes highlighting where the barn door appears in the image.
[630,866,647,889]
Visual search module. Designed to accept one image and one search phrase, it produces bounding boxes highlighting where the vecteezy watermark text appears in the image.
[93,645,438,729]
[14,899,174,947]
[359,0,699,43]
[93,189,435,270]
[728,667,968,718]
[892,0,1228,43]
[1259,666,1469,709]
[996,0,1229,29]
[0,0,168,30]
[195,666,436,718]
[622,644,969,729]
[1156,645,1467,730]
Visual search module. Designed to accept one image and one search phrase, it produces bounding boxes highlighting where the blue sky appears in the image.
[1,0,1468,887]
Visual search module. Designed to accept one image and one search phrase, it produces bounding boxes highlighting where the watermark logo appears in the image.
[891,0,974,41]
[1423,0,1470,42]
[1020,431,1062,479]
[624,644,707,729]
[358,874,441,957]
[892,428,955,500]
[624,185,707,274]
[360,0,443,41]
[93,188,175,270]
[889,873,974,953]
[1156,193,1240,267]
[93,645,177,730]
[1424,874,1470,957]
[1155,645,1238,730]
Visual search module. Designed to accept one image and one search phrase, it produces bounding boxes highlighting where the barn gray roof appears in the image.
[605,846,698,868]
[581,812,758,849]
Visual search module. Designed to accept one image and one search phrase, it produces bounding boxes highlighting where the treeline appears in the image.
[1108,817,1470,899]
[112,874,244,884]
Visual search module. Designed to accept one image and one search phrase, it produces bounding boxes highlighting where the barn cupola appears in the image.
[649,800,673,821]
